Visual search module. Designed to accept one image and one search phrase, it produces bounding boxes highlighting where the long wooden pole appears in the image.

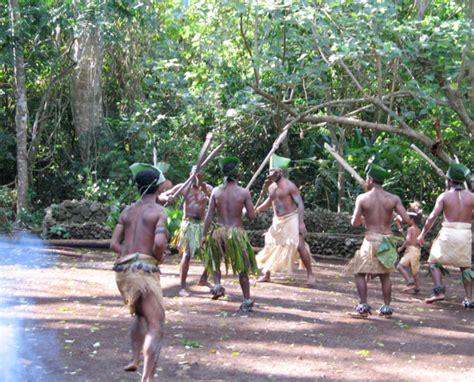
[163,140,224,207]
[323,143,365,186]
[410,144,447,180]
[246,116,302,190]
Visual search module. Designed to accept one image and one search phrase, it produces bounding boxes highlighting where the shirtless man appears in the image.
[110,168,168,381]
[348,164,411,318]
[202,156,258,312]
[417,163,474,308]
[255,156,315,284]
[160,166,213,297]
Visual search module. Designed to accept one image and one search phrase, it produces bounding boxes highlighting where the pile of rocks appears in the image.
[42,200,112,239]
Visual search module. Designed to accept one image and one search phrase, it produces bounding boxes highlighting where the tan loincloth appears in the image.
[399,245,421,274]
[428,222,472,268]
[256,210,310,274]
[345,232,394,275]
[114,253,164,315]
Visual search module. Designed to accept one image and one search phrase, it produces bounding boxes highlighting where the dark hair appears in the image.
[368,176,383,185]
[223,161,239,176]
[136,170,159,195]
[408,210,422,225]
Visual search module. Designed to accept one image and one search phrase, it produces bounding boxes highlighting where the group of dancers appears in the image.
[110,154,474,381]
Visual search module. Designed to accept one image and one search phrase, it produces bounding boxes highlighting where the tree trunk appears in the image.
[9,0,29,214]
[71,0,104,164]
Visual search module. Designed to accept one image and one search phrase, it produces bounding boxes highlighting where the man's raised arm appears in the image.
[158,183,184,204]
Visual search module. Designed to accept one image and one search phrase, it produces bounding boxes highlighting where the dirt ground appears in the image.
[1,245,473,382]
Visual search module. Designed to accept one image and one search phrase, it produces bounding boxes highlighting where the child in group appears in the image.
[397,203,423,294]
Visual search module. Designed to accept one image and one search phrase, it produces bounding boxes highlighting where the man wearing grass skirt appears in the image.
[160,166,213,297]
[110,163,168,380]
[255,154,316,284]
[417,163,474,308]
[202,156,258,312]
[347,163,412,318]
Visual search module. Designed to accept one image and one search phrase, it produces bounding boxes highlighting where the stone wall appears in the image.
[42,200,112,239]
[42,201,437,259]
[243,207,365,258]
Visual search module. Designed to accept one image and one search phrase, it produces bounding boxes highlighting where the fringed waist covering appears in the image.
[204,225,258,275]
[171,217,204,258]
[113,253,163,315]
[428,222,472,268]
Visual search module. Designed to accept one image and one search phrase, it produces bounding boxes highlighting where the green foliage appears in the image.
[1,0,473,221]
[49,224,71,239]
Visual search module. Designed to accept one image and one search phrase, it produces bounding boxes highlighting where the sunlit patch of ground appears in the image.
[0,247,473,381]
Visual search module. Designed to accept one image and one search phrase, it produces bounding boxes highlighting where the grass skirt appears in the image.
[172,218,203,258]
[204,226,258,275]
[114,253,163,315]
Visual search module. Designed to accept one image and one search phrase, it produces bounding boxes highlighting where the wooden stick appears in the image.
[179,133,214,203]
[410,144,447,180]
[323,143,365,186]
[246,116,302,190]
[163,140,224,208]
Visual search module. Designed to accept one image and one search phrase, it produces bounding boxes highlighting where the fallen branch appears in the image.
[409,144,447,180]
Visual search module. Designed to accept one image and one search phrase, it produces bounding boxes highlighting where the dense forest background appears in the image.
[1,0,473,231]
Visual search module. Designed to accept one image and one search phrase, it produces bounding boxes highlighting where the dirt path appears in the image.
[0,247,473,381]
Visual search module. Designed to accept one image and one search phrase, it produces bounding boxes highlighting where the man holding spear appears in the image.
[202,156,258,312]
[417,163,474,308]
[255,154,316,284]
[160,166,213,297]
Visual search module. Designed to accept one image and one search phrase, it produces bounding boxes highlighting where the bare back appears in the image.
[269,178,299,217]
[211,181,255,228]
[353,187,408,234]
[438,189,474,223]
[405,225,421,247]
[114,200,167,260]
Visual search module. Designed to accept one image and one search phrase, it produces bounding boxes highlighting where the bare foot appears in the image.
[402,283,415,292]
[425,294,445,304]
[179,288,190,297]
[197,280,212,288]
[257,275,271,283]
[307,273,316,285]
[124,362,138,372]
[346,311,370,319]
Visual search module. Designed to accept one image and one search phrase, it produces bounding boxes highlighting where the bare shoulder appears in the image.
[236,184,250,197]
[206,183,213,192]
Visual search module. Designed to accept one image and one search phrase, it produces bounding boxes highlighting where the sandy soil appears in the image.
[0,246,473,382]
